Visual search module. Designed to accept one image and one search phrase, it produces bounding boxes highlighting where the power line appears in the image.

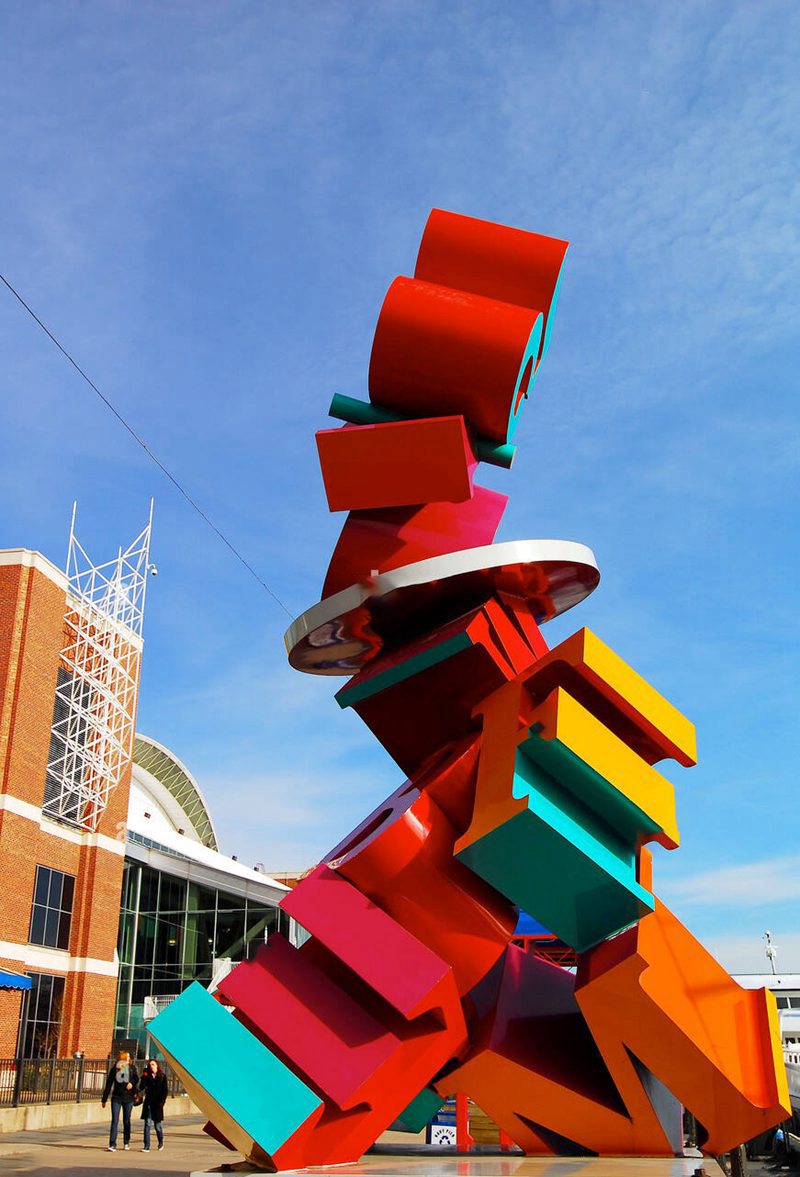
[0,271,293,618]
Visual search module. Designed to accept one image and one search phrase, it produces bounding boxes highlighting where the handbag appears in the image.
[133,1090,144,1106]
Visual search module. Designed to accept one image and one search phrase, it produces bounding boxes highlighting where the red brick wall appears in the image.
[0,977,24,1057]
[0,562,66,807]
[61,972,119,1056]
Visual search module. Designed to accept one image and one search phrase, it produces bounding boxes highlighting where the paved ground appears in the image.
[2,1118,786,1177]
[0,1115,232,1175]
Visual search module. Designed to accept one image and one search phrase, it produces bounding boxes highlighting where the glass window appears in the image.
[187,882,217,912]
[29,907,46,945]
[48,872,63,909]
[115,860,284,1045]
[159,876,187,913]
[135,912,158,965]
[139,866,160,913]
[133,962,153,982]
[150,976,182,998]
[44,908,60,946]
[22,973,65,1057]
[184,905,216,972]
[215,891,241,912]
[154,915,185,966]
[182,960,213,986]
[33,869,49,906]
[777,996,790,1009]
[117,912,137,963]
[28,866,75,951]
[244,906,278,958]
[215,905,246,959]
[120,863,138,912]
[131,978,152,1004]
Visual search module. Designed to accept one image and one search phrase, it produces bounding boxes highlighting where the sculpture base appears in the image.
[192,1149,720,1177]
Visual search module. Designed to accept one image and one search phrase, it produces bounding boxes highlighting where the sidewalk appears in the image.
[0,1118,741,1177]
[0,1114,231,1175]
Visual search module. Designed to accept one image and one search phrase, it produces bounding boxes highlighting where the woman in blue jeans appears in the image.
[101,1051,140,1152]
[139,1058,168,1151]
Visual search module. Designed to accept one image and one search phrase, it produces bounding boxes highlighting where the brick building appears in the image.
[0,545,135,1058]
[0,530,290,1062]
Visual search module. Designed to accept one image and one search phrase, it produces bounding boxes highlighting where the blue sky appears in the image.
[1,2,798,973]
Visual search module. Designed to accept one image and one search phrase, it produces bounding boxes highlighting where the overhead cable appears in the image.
[0,271,292,617]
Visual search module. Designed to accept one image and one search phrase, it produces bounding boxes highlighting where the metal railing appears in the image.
[0,1057,185,1109]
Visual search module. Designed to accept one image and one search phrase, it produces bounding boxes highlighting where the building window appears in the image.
[29,866,75,950]
[21,972,66,1057]
[115,861,288,1046]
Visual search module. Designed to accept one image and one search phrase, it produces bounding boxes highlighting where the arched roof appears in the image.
[132,734,219,851]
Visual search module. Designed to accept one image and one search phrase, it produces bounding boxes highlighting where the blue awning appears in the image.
[0,969,32,991]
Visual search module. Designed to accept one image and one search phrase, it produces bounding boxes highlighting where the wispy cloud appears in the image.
[200,762,397,875]
[661,856,800,909]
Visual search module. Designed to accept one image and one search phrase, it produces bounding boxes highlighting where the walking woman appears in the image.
[101,1050,140,1152]
[139,1057,168,1152]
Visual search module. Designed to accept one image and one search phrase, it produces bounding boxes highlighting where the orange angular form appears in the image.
[436,943,675,1156]
[454,678,529,855]
[439,903,789,1158]
[575,893,790,1156]
[521,627,697,768]
[316,416,476,512]
[523,685,680,851]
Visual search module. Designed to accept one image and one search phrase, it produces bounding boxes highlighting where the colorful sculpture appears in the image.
[151,209,789,1167]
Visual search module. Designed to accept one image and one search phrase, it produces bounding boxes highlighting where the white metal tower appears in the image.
[43,502,154,831]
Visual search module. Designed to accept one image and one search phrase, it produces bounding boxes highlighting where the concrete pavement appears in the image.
[0,1118,770,1177]
[0,1114,231,1175]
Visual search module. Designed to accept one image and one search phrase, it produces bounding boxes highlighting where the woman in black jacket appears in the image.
[101,1050,140,1152]
[139,1058,169,1151]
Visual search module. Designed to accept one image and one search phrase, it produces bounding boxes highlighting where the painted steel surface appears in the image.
[285,538,600,673]
[150,208,788,1168]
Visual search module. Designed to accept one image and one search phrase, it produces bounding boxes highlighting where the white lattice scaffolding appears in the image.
[44,502,154,831]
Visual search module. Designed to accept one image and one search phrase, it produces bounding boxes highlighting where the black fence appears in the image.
[0,1057,186,1109]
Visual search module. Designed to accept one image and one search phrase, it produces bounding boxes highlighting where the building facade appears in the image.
[0,536,289,1061]
[0,547,132,1058]
[117,736,289,1053]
